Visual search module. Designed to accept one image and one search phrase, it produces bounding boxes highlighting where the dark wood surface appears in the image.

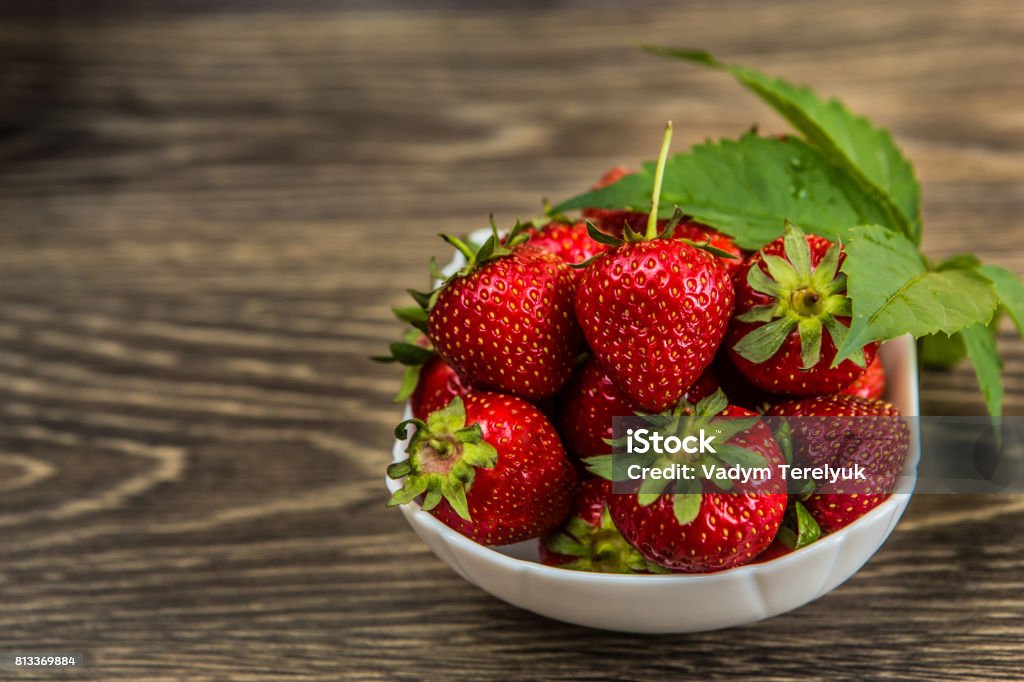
[1,1,1022,680]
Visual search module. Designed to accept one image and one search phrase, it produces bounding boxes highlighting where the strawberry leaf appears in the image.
[836,225,998,364]
[961,322,1004,418]
[774,420,794,466]
[777,500,821,550]
[979,265,1024,337]
[644,46,920,244]
[555,134,892,250]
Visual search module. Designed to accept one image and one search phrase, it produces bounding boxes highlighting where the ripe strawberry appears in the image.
[839,355,886,400]
[593,391,788,572]
[387,393,577,545]
[727,221,877,396]
[423,224,583,400]
[575,124,734,412]
[766,394,909,531]
[559,360,718,460]
[522,220,608,267]
[558,361,638,460]
[540,478,664,573]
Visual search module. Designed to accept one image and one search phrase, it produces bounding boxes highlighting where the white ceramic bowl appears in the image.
[386,336,919,633]
[386,233,920,632]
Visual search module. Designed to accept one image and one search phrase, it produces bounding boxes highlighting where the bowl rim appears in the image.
[385,336,919,584]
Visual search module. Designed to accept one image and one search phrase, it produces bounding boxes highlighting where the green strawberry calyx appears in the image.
[775,499,822,550]
[585,389,771,526]
[733,220,866,370]
[372,327,436,403]
[386,396,498,521]
[405,218,533,313]
[545,508,668,574]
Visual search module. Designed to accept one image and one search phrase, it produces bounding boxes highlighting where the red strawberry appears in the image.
[575,124,734,412]
[727,221,877,396]
[558,361,638,460]
[766,394,909,531]
[559,360,718,460]
[387,393,577,545]
[540,478,663,573]
[425,225,583,400]
[522,220,607,267]
[595,391,788,572]
[577,237,732,412]
[839,355,886,400]
[411,354,473,420]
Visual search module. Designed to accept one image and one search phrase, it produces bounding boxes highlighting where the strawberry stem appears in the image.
[646,121,674,240]
[791,288,823,316]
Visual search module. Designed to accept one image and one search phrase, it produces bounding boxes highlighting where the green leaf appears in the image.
[918,332,968,370]
[555,134,894,250]
[961,323,1003,418]
[777,500,821,550]
[644,46,920,243]
[935,253,982,271]
[836,225,999,362]
[979,265,1024,336]
[774,420,794,466]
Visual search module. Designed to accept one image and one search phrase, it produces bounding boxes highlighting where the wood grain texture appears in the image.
[0,1,1022,680]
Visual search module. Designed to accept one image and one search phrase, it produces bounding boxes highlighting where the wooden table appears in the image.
[1,2,1022,679]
